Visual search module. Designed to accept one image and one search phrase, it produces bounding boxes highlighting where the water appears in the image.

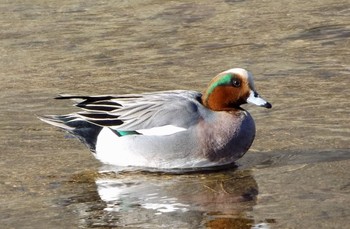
[1,0,349,228]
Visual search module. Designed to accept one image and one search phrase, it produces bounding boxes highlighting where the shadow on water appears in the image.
[58,169,265,228]
[238,148,350,169]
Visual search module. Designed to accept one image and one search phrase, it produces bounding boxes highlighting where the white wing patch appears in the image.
[137,125,187,136]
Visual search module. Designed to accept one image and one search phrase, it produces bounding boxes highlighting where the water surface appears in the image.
[0,0,349,228]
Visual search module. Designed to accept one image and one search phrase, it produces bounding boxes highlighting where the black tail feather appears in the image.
[39,115,103,153]
[69,120,102,153]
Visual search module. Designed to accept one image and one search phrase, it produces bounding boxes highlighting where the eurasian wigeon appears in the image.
[40,68,271,171]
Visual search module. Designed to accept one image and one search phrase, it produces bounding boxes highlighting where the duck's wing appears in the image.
[54,90,204,132]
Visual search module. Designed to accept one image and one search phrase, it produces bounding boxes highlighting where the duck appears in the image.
[39,68,271,171]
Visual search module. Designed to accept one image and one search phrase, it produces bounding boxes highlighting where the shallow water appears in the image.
[1,0,349,228]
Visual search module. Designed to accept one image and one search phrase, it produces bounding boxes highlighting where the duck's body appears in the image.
[40,68,271,171]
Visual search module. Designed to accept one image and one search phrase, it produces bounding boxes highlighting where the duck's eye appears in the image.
[231,78,241,87]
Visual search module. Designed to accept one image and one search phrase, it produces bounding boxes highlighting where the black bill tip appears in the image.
[263,102,272,109]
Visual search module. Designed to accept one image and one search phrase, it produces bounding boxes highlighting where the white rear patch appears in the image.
[95,126,187,167]
[137,125,187,136]
[95,127,147,166]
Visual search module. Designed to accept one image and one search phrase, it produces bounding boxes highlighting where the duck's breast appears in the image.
[195,110,256,163]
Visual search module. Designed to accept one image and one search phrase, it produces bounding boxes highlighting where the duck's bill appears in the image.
[247,90,272,109]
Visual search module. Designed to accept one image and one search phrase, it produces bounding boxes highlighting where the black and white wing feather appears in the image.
[55,90,203,131]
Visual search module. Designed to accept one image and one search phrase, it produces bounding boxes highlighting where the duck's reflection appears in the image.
[64,167,266,228]
[93,167,260,228]
[96,178,191,213]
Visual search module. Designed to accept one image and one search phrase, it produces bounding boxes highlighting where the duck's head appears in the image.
[202,68,272,111]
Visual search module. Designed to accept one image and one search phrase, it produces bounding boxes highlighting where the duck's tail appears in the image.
[38,114,102,153]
